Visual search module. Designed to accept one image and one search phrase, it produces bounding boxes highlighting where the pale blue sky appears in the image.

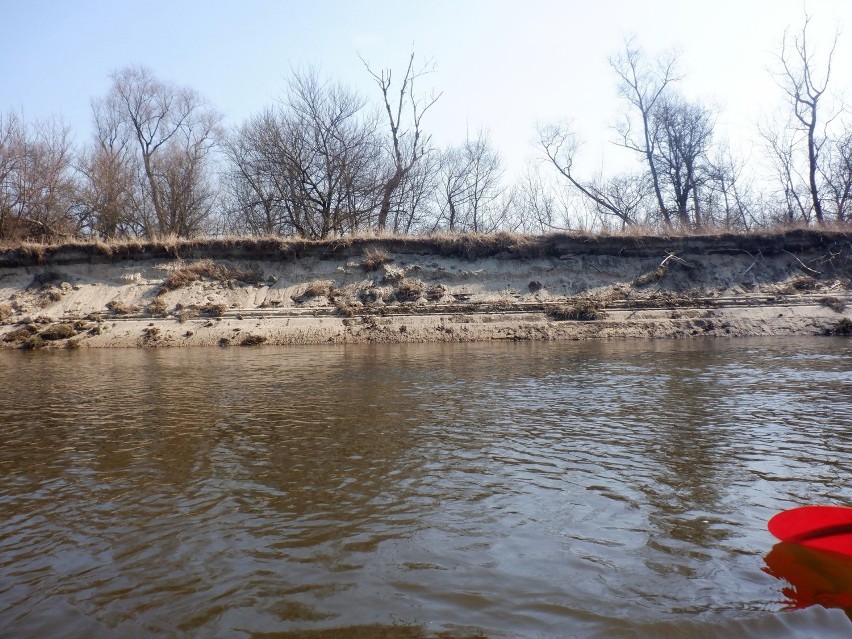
[2,0,851,177]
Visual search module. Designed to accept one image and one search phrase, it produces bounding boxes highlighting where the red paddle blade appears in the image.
[769,505,852,556]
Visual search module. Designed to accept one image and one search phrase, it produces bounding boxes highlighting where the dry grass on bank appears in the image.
[0,226,850,270]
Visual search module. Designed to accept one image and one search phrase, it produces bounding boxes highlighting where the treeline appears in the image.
[1,14,849,243]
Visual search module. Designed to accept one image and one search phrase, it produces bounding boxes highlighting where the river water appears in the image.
[1,338,851,638]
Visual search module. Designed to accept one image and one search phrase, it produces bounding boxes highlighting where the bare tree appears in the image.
[435,130,506,232]
[221,110,285,236]
[704,146,758,230]
[598,172,654,229]
[384,149,439,234]
[610,39,681,225]
[760,114,812,223]
[0,112,24,239]
[223,70,382,238]
[362,52,440,232]
[823,127,852,223]
[773,12,839,224]
[94,65,222,237]
[0,112,78,241]
[538,121,637,227]
[77,94,140,238]
[651,93,715,228]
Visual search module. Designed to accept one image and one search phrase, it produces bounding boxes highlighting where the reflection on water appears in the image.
[0,338,851,638]
[763,543,852,616]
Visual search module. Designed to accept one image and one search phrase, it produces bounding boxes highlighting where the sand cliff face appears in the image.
[0,231,850,349]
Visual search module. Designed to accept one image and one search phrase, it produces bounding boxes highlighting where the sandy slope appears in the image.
[0,232,849,349]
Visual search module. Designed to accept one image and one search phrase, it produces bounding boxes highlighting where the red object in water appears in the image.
[768,505,852,556]
[763,542,852,613]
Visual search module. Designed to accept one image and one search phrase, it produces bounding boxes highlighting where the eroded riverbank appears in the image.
[0,230,850,348]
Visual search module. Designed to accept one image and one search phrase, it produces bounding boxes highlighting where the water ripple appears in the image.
[0,338,850,638]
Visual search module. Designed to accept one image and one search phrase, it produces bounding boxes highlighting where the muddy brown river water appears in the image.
[1,338,851,638]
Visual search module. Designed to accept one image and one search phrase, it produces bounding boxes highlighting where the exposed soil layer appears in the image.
[1,231,849,348]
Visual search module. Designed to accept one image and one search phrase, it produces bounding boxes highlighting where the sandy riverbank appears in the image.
[1,231,850,349]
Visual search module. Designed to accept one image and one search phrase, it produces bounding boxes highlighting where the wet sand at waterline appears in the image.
[0,230,850,348]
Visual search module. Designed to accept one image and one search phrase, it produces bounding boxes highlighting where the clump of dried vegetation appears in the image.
[39,323,77,341]
[829,317,852,336]
[360,287,383,305]
[819,296,847,313]
[780,276,819,294]
[106,299,139,315]
[363,247,392,271]
[239,334,267,346]
[395,280,423,302]
[174,304,199,323]
[333,298,357,317]
[548,300,607,321]
[147,297,169,316]
[3,326,37,343]
[293,280,334,303]
[158,260,262,295]
[0,303,13,321]
[199,303,228,317]
[634,266,667,287]
[425,284,447,301]
[21,335,46,349]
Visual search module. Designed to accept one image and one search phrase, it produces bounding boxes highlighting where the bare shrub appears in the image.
[360,287,383,305]
[240,334,267,346]
[0,303,13,321]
